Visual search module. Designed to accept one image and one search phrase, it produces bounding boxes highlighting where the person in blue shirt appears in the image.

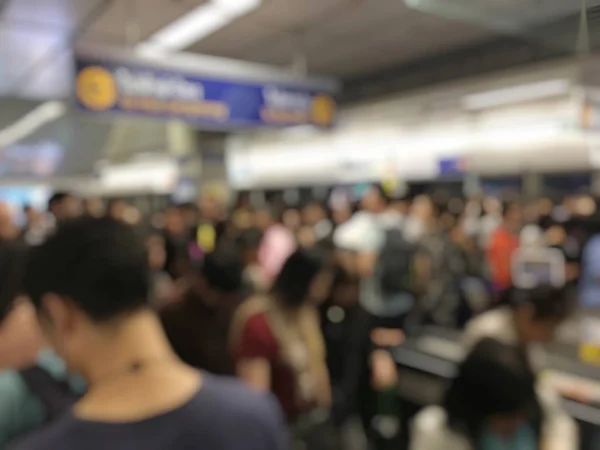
[10,217,286,450]
[0,351,84,447]
[0,239,84,447]
[580,233,600,307]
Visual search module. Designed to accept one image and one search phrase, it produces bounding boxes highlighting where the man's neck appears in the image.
[81,311,178,386]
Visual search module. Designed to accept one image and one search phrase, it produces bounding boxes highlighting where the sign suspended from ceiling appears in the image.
[74,57,336,130]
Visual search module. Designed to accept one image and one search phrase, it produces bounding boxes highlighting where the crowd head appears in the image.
[444,338,539,442]
[272,249,332,309]
[507,285,577,343]
[23,217,150,373]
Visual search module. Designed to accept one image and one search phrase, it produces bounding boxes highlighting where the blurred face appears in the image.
[439,212,456,232]
[516,306,562,343]
[108,201,127,221]
[0,298,45,368]
[576,196,596,217]
[199,196,221,222]
[390,200,409,216]
[84,198,105,218]
[332,207,351,225]
[302,203,325,226]
[233,209,254,230]
[0,203,16,240]
[451,222,467,245]
[254,210,272,231]
[504,206,522,233]
[61,196,82,221]
[483,197,500,215]
[360,187,384,213]
[525,318,562,343]
[147,236,166,270]
[335,250,357,275]
[282,209,301,230]
[487,411,527,438]
[35,294,89,373]
[538,198,553,216]
[410,196,433,221]
[242,246,259,266]
[297,226,316,249]
[164,209,184,235]
[308,270,334,305]
[25,208,42,225]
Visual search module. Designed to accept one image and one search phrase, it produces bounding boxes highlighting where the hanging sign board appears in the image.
[74,57,336,129]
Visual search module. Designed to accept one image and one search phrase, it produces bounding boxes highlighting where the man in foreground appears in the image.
[12,217,287,450]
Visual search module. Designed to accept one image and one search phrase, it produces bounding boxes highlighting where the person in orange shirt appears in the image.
[487,203,522,293]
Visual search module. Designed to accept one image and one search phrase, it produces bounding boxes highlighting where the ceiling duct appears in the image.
[405,0,600,53]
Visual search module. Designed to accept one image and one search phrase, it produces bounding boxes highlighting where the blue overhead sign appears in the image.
[438,157,467,177]
[74,58,336,129]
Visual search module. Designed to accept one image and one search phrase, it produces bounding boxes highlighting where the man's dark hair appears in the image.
[24,217,150,322]
[47,192,70,212]
[236,227,263,251]
[502,201,521,219]
[200,250,244,294]
[508,284,576,321]
[444,338,540,442]
[0,240,27,324]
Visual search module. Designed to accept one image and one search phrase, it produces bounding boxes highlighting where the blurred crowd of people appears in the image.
[0,184,596,449]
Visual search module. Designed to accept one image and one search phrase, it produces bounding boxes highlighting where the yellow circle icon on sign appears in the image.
[311,95,335,126]
[76,66,118,111]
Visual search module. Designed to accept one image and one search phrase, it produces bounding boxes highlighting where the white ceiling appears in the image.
[0,0,494,100]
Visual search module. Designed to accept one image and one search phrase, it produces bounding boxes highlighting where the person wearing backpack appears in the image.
[0,240,84,447]
[334,185,411,449]
[349,186,414,326]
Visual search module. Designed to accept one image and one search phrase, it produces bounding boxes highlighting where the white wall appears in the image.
[227,58,589,188]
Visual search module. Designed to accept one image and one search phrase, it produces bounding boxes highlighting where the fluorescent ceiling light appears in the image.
[462,79,570,111]
[0,101,66,149]
[140,0,261,52]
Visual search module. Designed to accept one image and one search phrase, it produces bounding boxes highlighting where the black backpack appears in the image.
[19,366,81,423]
[377,229,416,295]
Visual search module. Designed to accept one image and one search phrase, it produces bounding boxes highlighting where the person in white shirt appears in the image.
[457,286,578,449]
[411,338,578,450]
[477,197,502,250]
[463,285,576,358]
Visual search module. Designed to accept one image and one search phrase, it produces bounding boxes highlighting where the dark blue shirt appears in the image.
[9,373,287,450]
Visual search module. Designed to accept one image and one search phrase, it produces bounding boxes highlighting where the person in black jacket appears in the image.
[320,267,371,427]
[161,250,247,376]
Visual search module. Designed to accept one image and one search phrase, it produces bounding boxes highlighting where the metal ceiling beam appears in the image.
[341,4,600,104]
[0,0,11,17]
[340,36,570,104]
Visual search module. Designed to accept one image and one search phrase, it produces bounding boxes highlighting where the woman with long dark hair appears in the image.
[230,249,336,447]
[231,249,333,417]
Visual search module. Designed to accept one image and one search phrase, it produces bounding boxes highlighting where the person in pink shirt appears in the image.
[255,207,297,282]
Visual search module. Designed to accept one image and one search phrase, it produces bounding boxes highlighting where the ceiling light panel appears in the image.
[142,0,261,52]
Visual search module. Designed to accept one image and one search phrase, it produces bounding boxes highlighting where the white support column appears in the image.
[167,121,202,203]
[591,171,600,196]
[522,172,543,200]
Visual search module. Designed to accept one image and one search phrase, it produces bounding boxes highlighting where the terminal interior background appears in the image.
[4,0,600,448]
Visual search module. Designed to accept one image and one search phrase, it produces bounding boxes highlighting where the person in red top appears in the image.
[230,249,333,422]
[487,203,522,293]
